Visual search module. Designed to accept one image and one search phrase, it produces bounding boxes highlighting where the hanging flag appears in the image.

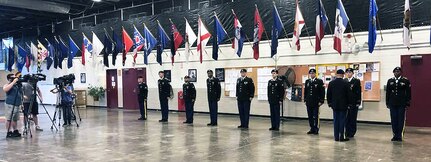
[156,22,171,65]
[185,18,197,62]
[53,37,61,69]
[213,13,227,60]
[253,6,265,60]
[30,42,38,69]
[197,16,211,63]
[368,0,379,53]
[68,36,79,69]
[92,32,104,66]
[293,0,305,51]
[2,37,13,71]
[37,40,48,69]
[403,0,411,49]
[170,20,183,65]
[232,10,245,57]
[132,25,145,63]
[102,30,113,67]
[25,44,32,72]
[271,3,284,58]
[122,27,134,66]
[7,47,14,71]
[17,45,27,72]
[58,36,69,69]
[82,33,92,65]
[46,40,54,70]
[112,30,123,66]
[143,25,157,65]
[333,0,349,55]
[315,0,328,53]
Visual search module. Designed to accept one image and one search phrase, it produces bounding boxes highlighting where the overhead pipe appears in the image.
[0,0,70,14]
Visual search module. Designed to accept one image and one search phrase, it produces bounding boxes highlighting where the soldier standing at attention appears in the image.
[304,69,325,135]
[327,69,351,142]
[158,71,171,122]
[137,76,148,120]
[344,68,362,138]
[182,75,196,124]
[236,69,255,129]
[386,67,411,142]
[206,70,221,126]
[267,69,285,131]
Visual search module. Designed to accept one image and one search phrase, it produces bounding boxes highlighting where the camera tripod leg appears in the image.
[36,95,58,131]
[73,104,82,122]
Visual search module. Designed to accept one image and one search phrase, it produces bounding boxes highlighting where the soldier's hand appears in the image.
[217,98,220,101]
[318,102,323,107]
[192,99,195,102]
[249,97,253,101]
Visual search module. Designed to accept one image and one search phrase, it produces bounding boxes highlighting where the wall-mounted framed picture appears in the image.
[188,69,197,82]
[215,68,225,82]
[164,70,171,82]
[80,73,86,83]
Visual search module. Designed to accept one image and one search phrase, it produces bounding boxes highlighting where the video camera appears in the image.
[17,73,46,85]
[53,74,75,86]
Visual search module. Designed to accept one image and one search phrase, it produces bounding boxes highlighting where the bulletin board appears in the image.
[224,67,271,97]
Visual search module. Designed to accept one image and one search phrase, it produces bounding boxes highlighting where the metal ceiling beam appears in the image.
[0,0,71,14]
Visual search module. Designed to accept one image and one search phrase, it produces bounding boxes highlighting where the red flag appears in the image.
[122,27,134,66]
[81,42,86,65]
[253,6,265,60]
[170,21,183,65]
[197,17,211,63]
[25,55,31,72]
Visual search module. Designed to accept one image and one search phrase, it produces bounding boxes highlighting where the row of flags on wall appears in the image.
[1,0,418,72]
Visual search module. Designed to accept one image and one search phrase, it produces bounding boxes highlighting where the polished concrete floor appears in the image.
[0,105,431,162]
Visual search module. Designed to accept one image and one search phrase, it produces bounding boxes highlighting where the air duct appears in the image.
[0,0,70,14]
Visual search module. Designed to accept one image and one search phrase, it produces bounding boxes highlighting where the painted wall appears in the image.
[1,26,431,123]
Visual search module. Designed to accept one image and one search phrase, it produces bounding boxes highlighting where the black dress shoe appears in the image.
[307,131,314,134]
[269,128,274,130]
[159,119,168,122]
[207,123,213,126]
[237,125,243,128]
[340,138,350,142]
[335,139,340,141]
[6,131,13,138]
[391,137,396,141]
[138,117,145,120]
[313,132,319,135]
[396,138,403,141]
[242,126,249,129]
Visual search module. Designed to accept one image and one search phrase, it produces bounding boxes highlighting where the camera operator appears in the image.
[3,73,23,138]
[51,83,74,126]
[22,82,43,131]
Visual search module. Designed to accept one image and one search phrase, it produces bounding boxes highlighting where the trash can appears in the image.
[178,91,185,111]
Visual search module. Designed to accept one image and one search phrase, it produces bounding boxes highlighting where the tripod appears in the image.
[6,83,23,138]
[71,94,82,122]
[23,82,58,137]
[51,85,80,128]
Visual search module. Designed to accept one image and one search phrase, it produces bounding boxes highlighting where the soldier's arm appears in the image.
[279,81,285,101]
[191,84,196,100]
[319,80,325,104]
[406,79,411,106]
[386,80,391,107]
[250,78,255,98]
[356,79,362,105]
[144,84,148,99]
[216,79,221,100]
[327,82,332,107]
[236,79,240,97]
[304,80,308,103]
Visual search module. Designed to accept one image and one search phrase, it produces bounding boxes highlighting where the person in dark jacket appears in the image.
[327,69,351,142]
[158,71,171,122]
[344,68,362,138]
[183,75,196,124]
[304,69,325,134]
[206,70,221,126]
[137,76,148,120]
[236,69,255,129]
[267,69,285,131]
[386,67,411,142]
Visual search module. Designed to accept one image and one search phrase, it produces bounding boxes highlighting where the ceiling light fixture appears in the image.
[93,0,102,2]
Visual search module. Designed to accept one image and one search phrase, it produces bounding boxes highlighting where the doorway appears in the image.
[122,68,146,110]
[401,54,431,127]
[106,69,118,108]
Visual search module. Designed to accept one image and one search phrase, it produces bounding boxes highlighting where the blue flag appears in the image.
[53,38,60,69]
[46,40,54,70]
[213,15,227,60]
[68,36,79,69]
[103,31,113,67]
[368,0,378,53]
[156,23,170,65]
[143,25,157,65]
[58,37,69,69]
[7,47,14,71]
[271,4,283,57]
[112,30,122,66]
[17,46,27,72]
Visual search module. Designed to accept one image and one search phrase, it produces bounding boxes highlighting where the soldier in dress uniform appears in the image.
[137,76,148,120]
[236,69,255,129]
[327,69,351,142]
[267,69,285,131]
[206,70,221,126]
[344,68,362,138]
[304,69,325,134]
[182,75,196,124]
[158,71,171,122]
[386,67,411,142]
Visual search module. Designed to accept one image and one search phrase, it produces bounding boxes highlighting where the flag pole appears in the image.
[303,23,314,47]
[348,22,357,43]
[256,4,273,47]
[376,15,384,42]
[231,9,253,47]
[184,17,196,56]
[273,1,292,47]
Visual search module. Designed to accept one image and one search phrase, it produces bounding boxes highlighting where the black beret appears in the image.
[345,68,354,73]
[336,69,345,74]
[309,69,316,74]
[184,75,190,78]
[207,70,213,73]
[393,67,402,72]
[240,69,247,73]
[271,69,278,73]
